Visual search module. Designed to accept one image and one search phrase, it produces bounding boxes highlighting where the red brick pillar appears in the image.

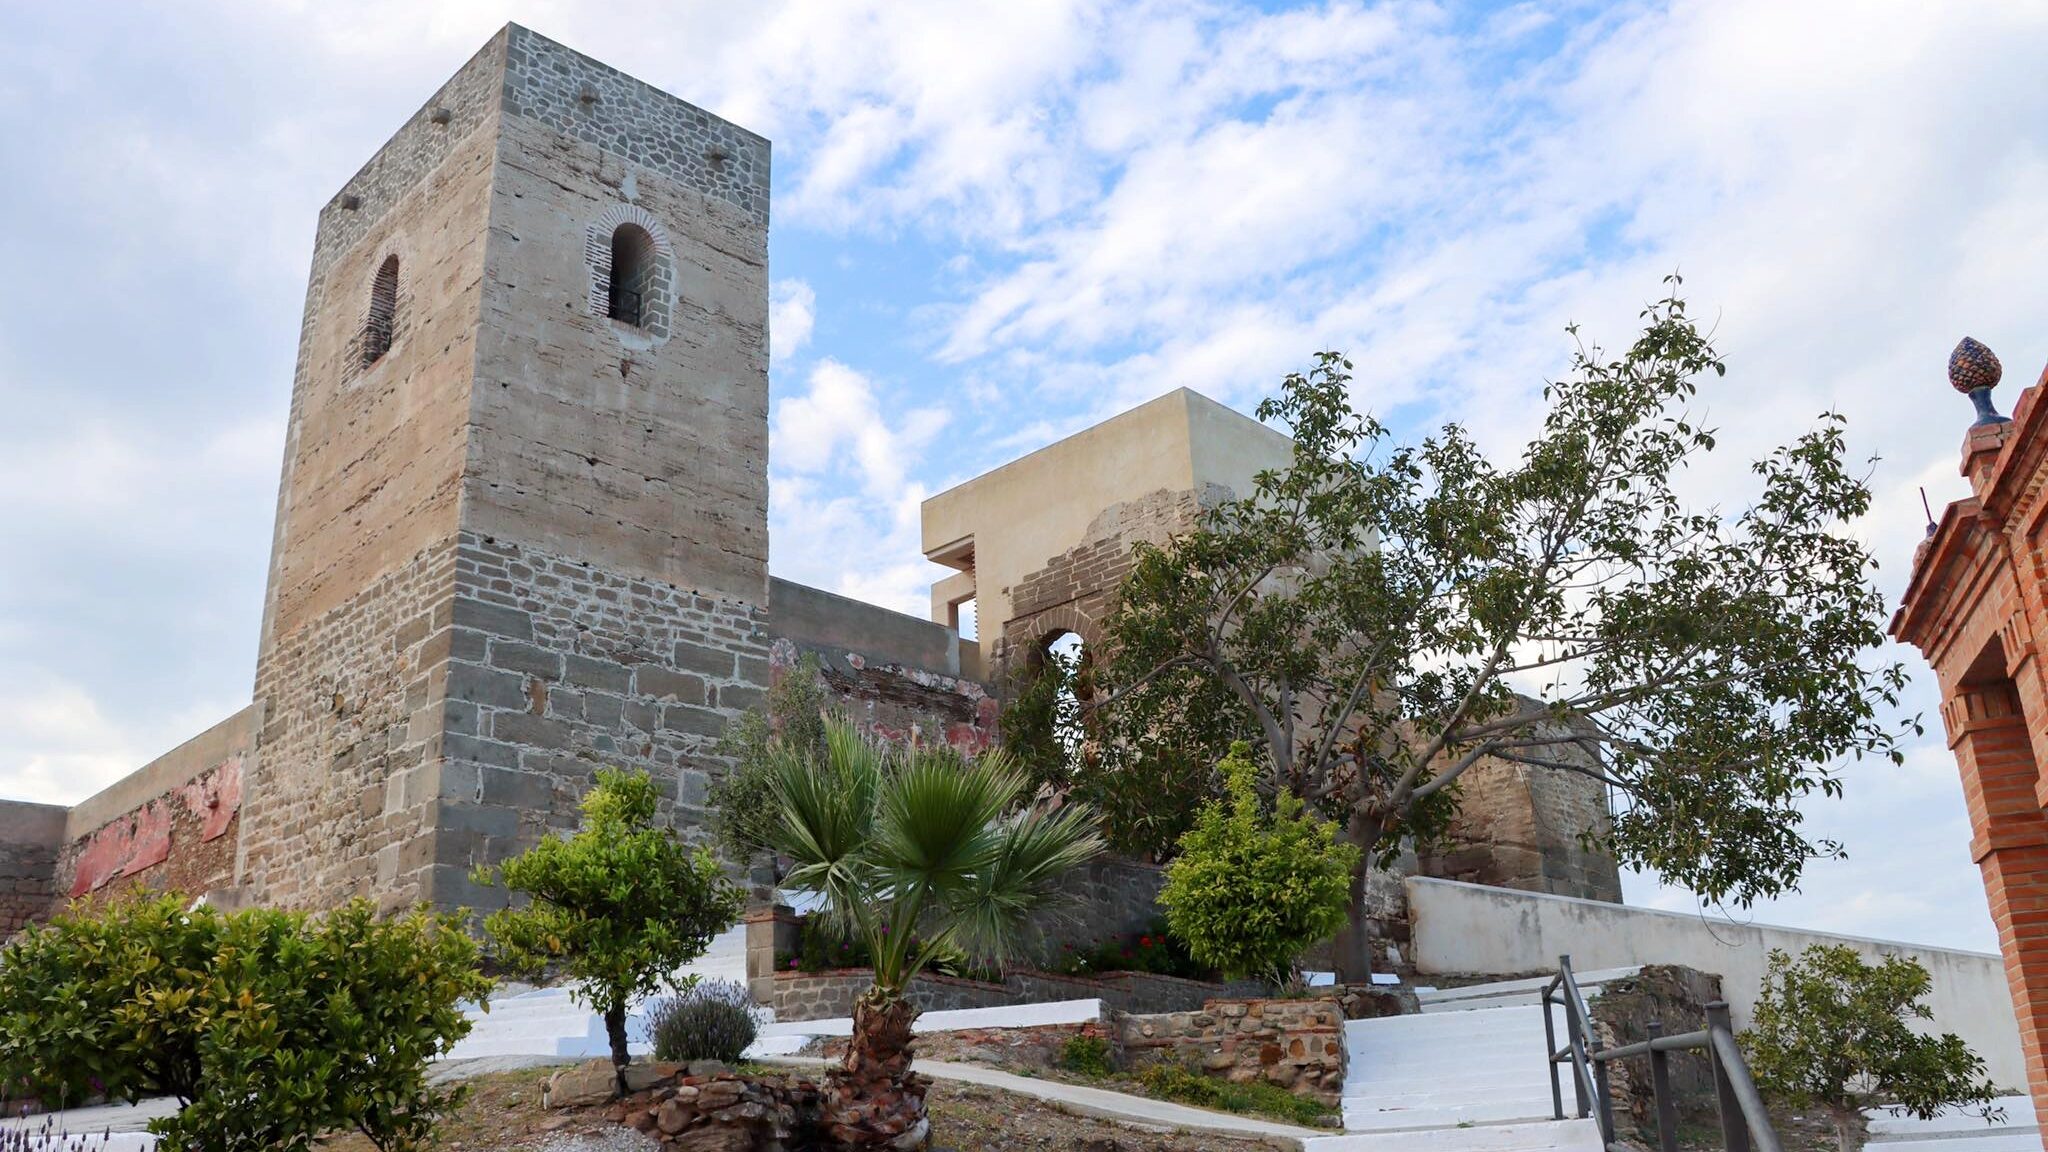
[1945,680,2048,1120]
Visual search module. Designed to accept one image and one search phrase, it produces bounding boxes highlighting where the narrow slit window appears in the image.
[363,256,399,365]
[607,223,656,327]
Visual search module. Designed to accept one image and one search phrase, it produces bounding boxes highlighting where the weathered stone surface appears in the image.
[546,1059,622,1109]
[1116,997,1346,1105]
[610,1071,818,1151]
[1590,965,1724,1145]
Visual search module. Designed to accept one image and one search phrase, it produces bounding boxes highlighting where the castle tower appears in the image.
[239,25,771,913]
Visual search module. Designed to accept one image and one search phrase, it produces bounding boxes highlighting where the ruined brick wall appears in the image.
[46,709,256,914]
[60,759,244,909]
[997,486,1217,680]
[1417,714,1622,903]
[0,804,63,935]
[770,639,996,757]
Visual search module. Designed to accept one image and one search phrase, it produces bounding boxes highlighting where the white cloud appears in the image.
[770,360,952,614]
[770,279,817,364]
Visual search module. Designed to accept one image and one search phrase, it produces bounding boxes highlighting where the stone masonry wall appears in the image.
[1417,711,1623,903]
[241,537,459,912]
[0,804,63,936]
[418,533,769,910]
[1118,998,1347,1104]
[1589,965,1724,1144]
[465,45,769,607]
[757,967,1264,1024]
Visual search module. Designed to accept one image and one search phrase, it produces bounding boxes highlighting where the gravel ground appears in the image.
[313,1067,1295,1152]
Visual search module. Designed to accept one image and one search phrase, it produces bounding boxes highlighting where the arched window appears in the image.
[607,223,656,328]
[363,255,399,366]
[1041,631,1091,760]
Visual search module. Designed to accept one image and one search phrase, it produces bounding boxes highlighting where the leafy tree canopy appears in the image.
[709,652,831,871]
[1093,281,1914,976]
[0,895,487,1152]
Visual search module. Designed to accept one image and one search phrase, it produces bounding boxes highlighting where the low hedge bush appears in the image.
[0,894,489,1151]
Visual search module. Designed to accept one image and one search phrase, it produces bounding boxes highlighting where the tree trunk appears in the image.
[820,989,930,1150]
[605,1002,631,1096]
[1333,813,1383,984]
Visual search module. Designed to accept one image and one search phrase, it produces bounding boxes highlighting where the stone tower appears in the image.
[239,25,771,914]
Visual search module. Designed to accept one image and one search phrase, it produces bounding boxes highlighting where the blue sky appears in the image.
[4,1,2047,954]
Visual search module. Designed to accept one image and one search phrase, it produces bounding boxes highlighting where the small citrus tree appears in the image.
[1159,742,1360,983]
[1743,944,2000,1152]
[476,768,744,1091]
[768,721,1103,1148]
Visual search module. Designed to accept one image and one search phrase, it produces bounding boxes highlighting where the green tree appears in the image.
[1744,945,2000,1152]
[708,653,831,873]
[1005,640,1220,862]
[1094,281,1914,980]
[476,768,744,1091]
[0,894,488,1151]
[997,642,1084,797]
[1160,742,1360,982]
[766,720,1103,1148]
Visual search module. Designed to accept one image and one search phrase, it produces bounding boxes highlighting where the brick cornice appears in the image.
[1894,497,2001,664]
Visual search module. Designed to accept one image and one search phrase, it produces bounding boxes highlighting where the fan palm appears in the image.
[767,721,1104,1149]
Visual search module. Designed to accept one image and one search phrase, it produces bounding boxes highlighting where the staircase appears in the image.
[1302,969,1640,1152]
[1863,1095,2038,1152]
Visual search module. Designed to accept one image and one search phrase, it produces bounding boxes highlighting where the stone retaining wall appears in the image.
[755,965,1267,1023]
[1117,997,1347,1104]
[1589,964,1724,1145]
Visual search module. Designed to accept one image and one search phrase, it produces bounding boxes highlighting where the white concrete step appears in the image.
[1335,1000,1565,1135]
[1866,1136,2043,1152]
[1413,967,1638,1010]
[1863,1095,2038,1150]
[1305,1118,1603,1151]
[1343,1098,1561,1132]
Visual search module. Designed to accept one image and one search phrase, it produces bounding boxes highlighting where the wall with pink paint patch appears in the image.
[53,706,255,909]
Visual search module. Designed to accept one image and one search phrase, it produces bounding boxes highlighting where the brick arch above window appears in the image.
[585,204,676,343]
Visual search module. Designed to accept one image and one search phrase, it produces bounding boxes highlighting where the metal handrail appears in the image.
[1541,954,1784,1152]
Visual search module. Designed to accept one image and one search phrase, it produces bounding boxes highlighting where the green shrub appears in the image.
[1158,742,1360,982]
[646,979,761,1064]
[1057,1034,1114,1078]
[1135,1060,1331,1126]
[0,894,489,1151]
[1047,921,1212,980]
[795,912,873,972]
[477,767,745,1083]
[1744,945,2001,1151]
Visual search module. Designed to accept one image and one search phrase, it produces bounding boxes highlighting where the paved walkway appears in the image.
[764,1054,1323,1144]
